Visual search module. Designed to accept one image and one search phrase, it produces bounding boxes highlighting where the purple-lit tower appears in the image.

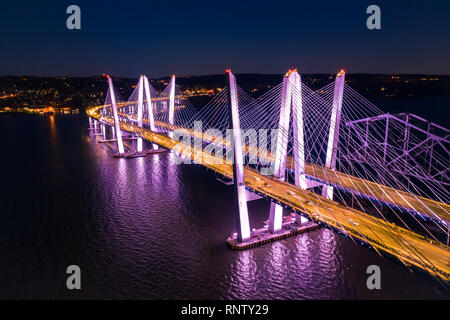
[108,76,125,154]
[136,75,144,152]
[168,75,176,129]
[226,69,251,242]
[322,70,345,200]
[269,69,307,232]
[143,76,156,132]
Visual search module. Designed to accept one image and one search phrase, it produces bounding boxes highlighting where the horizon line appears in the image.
[1,72,450,80]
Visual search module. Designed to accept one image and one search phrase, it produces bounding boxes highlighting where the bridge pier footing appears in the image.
[227,218,319,250]
[113,148,168,158]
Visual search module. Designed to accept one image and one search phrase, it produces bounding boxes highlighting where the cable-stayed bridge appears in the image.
[86,70,450,281]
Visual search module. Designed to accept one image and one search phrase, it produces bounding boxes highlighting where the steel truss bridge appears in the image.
[86,70,450,281]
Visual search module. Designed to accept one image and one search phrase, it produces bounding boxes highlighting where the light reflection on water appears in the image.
[0,114,447,299]
[228,250,258,299]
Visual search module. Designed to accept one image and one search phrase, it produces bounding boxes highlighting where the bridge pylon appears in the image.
[226,69,251,243]
[143,76,156,132]
[107,76,125,154]
[322,69,345,200]
[168,75,176,138]
[101,123,106,140]
[269,69,307,232]
[136,76,144,152]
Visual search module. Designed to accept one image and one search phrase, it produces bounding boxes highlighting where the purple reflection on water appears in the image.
[228,250,258,299]
[293,233,314,280]
[135,157,146,187]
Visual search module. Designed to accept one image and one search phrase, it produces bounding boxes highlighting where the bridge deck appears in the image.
[303,162,450,224]
[146,119,450,225]
[88,106,450,280]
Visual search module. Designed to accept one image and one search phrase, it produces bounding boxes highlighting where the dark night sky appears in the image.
[0,0,449,77]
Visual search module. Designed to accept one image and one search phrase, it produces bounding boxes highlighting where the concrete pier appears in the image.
[227,217,319,250]
[98,136,138,143]
[113,148,169,158]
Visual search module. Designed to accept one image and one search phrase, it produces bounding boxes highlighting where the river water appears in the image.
[0,112,447,299]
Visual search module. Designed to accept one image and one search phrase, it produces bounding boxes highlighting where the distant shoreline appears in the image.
[0,74,449,113]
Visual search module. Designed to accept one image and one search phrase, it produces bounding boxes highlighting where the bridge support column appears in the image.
[143,76,156,132]
[322,70,345,200]
[269,71,293,233]
[290,71,308,224]
[144,75,158,150]
[227,70,251,243]
[108,76,125,154]
[136,76,144,152]
[269,70,307,231]
[168,75,176,138]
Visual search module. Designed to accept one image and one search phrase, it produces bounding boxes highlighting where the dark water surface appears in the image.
[0,113,448,299]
